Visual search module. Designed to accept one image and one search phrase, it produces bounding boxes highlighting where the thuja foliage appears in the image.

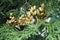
[0,0,60,40]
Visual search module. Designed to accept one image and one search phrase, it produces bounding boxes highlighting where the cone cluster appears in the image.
[6,3,48,28]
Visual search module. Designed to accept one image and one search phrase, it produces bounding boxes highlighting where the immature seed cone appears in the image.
[32,10,37,16]
[41,3,45,8]
[39,7,44,12]
[25,17,31,24]
[33,5,36,10]
[21,14,25,18]
[40,13,44,15]
[36,9,40,14]
[10,13,13,16]
[15,24,20,30]
[27,12,31,17]
[6,20,12,25]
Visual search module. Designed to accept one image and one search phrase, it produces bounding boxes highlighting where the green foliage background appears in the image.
[0,0,60,40]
